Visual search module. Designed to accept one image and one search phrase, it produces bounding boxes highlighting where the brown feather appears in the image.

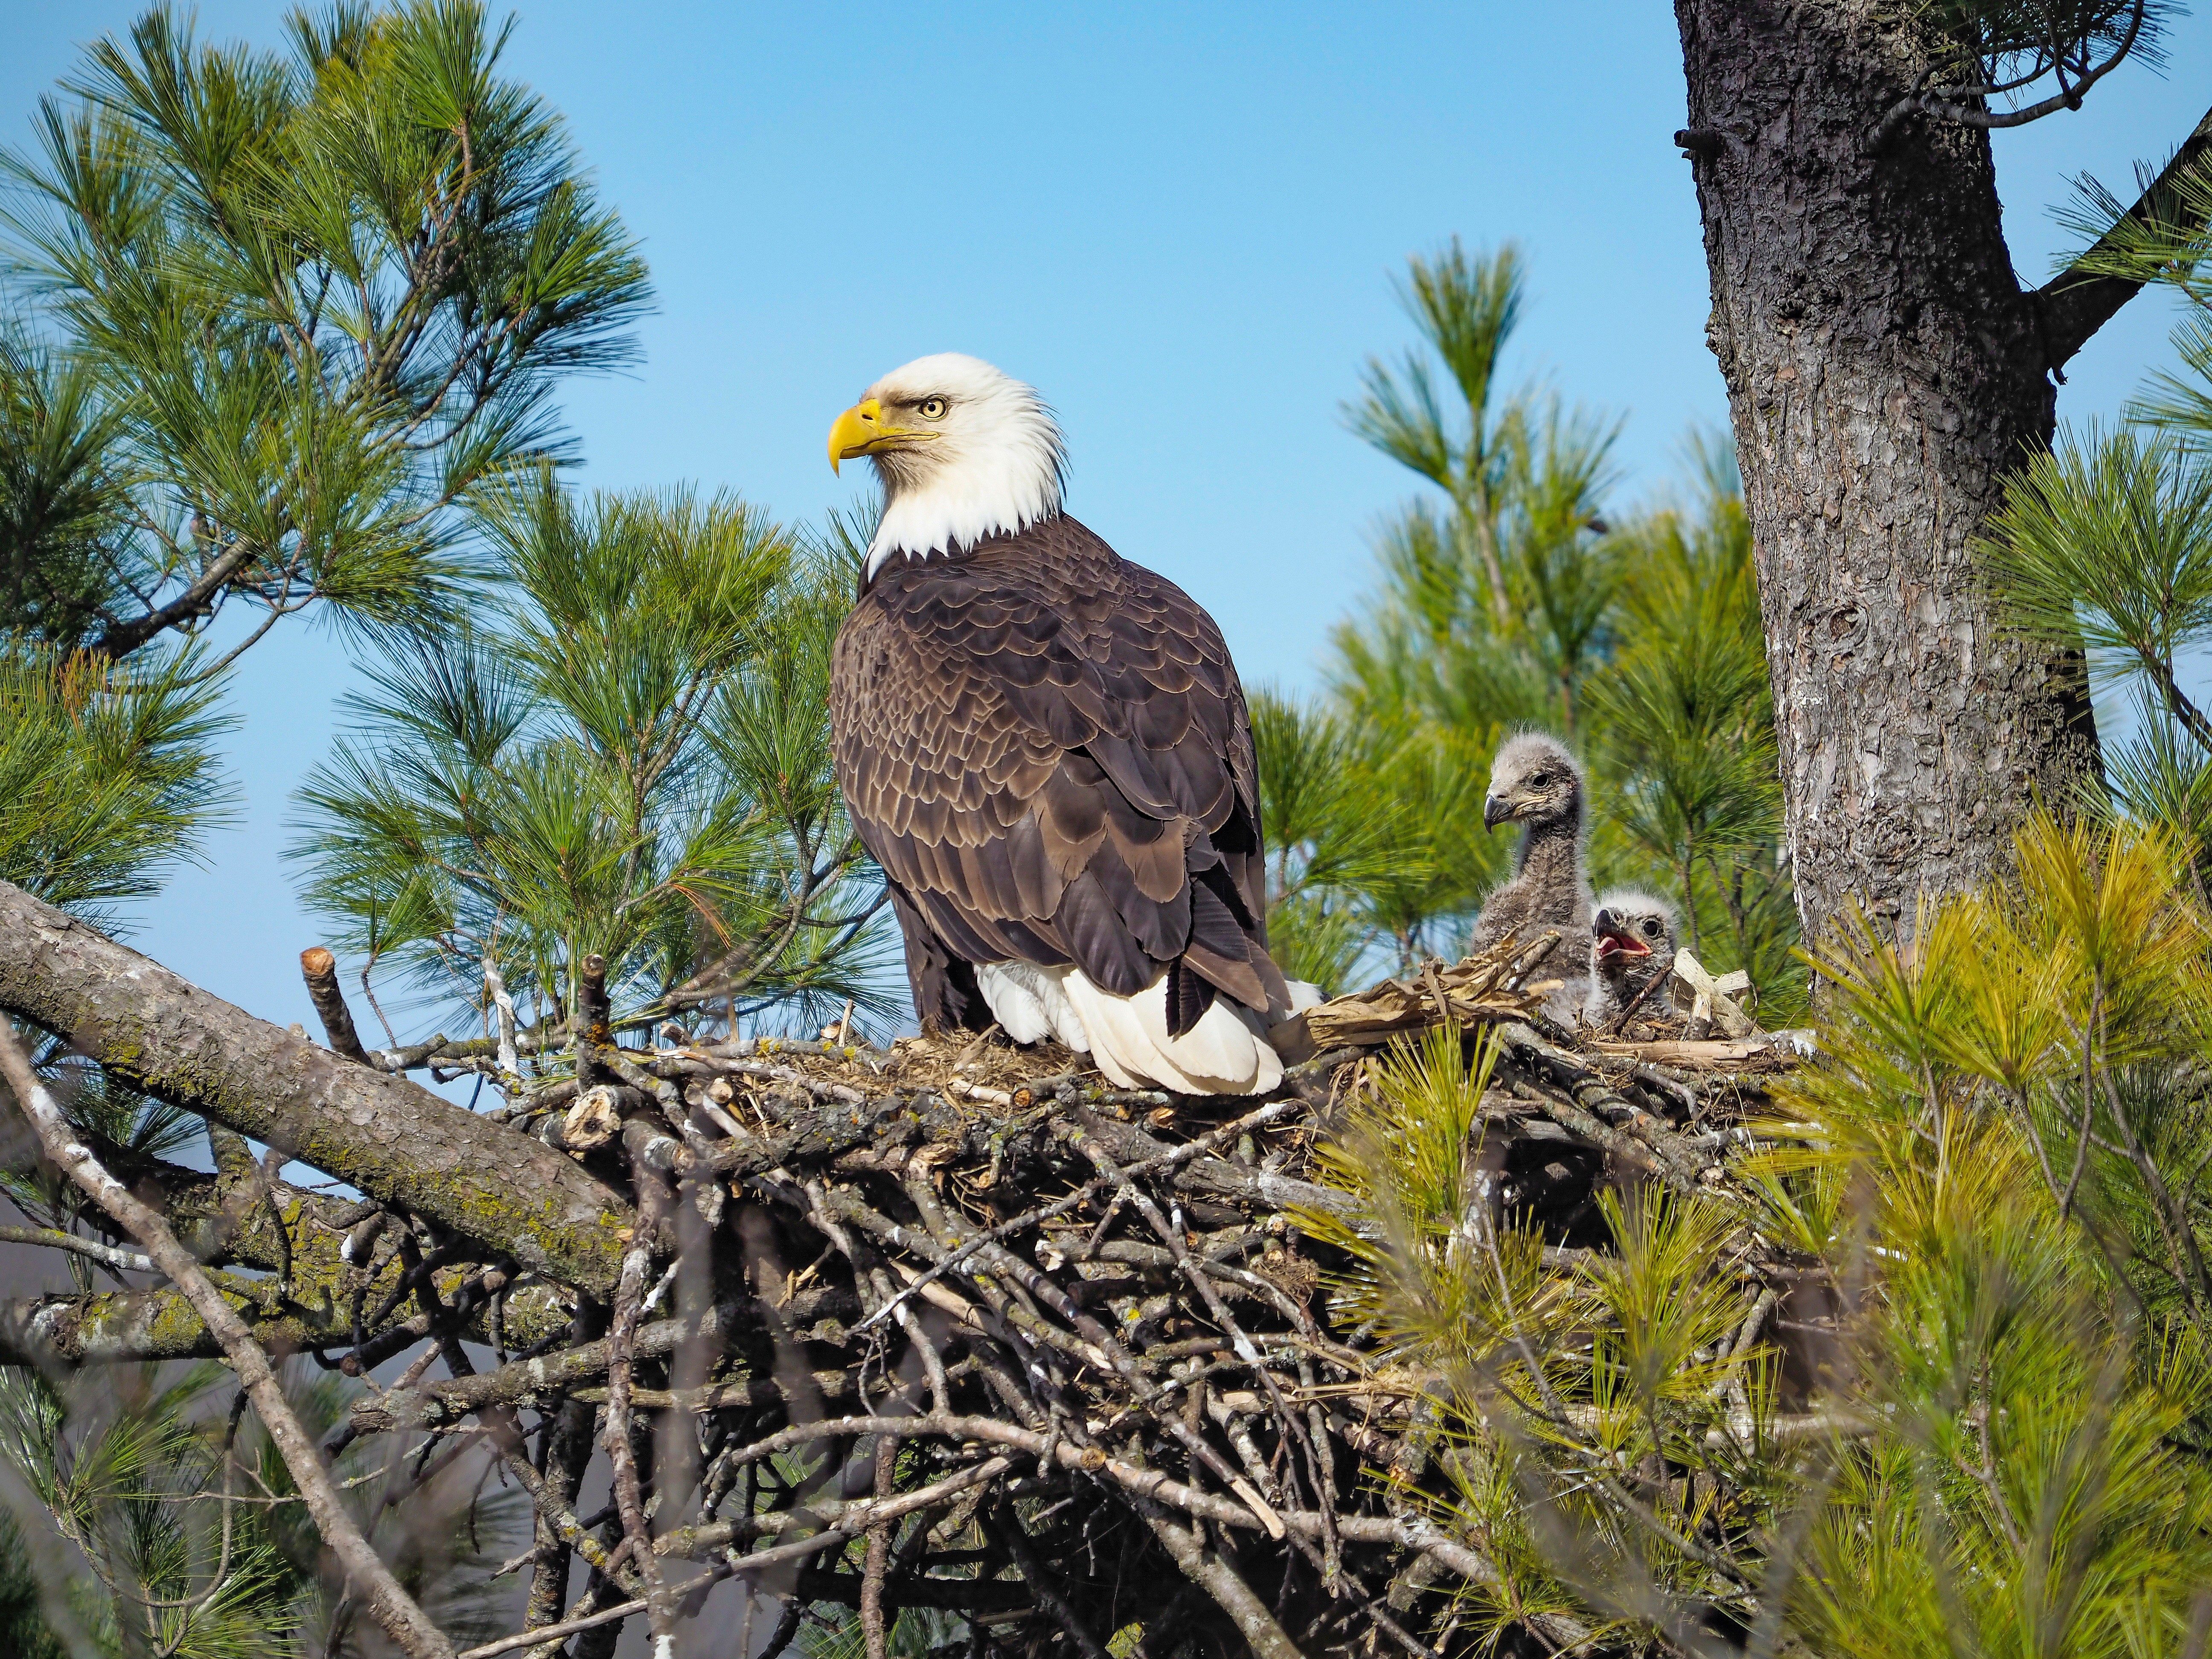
[829,513,1287,1017]
[1181,941,1267,1012]
[1165,955,1217,1038]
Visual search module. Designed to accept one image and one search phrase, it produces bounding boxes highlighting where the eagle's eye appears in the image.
[1529,771,1551,787]
[1641,917,1661,937]
[918,396,948,420]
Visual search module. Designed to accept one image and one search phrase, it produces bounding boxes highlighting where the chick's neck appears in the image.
[1514,805,1582,890]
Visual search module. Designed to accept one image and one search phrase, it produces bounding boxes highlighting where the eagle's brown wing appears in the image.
[829,514,1286,1036]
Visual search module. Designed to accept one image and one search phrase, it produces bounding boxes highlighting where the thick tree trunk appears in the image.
[1674,0,2100,944]
[0,880,631,1295]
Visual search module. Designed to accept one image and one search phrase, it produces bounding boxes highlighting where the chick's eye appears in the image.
[1529,771,1551,787]
[918,396,948,419]
[1641,918,1661,937]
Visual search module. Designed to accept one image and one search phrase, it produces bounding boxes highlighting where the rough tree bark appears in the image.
[1674,3,2211,943]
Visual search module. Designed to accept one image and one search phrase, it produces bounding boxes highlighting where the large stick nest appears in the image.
[335,931,1808,1659]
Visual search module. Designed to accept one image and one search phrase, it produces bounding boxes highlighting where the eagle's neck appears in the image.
[1515,810,1582,888]
[866,451,1064,582]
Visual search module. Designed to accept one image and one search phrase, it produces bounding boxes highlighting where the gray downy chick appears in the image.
[1473,733,1595,1025]
[1592,888,1678,1021]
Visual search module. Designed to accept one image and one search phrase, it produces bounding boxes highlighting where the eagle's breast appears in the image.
[829,513,1266,992]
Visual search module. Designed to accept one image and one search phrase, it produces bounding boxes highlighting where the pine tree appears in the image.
[290,474,891,1059]
[0,0,660,954]
[0,1357,528,1658]
[1270,246,1801,1011]
[0,639,231,922]
[0,331,133,645]
[1336,240,1619,745]
[1302,810,2212,1653]
[0,0,650,661]
[1672,0,2212,943]
[1979,169,2212,902]
[1589,441,1799,1009]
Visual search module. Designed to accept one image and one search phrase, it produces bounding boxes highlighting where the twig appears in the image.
[851,1096,1305,1334]
[0,1223,155,1276]
[986,1499,1114,1659]
[484,958,521,1083]
[454,1453,1014,1659]
[1131,1493,1303,1659]
[1871,0,2146,145]
[861,1432,896,1659]
[603,1164,674,1649]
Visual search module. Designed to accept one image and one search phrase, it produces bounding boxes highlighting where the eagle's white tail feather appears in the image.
[1061,972,1275,1095]
[975,962,1091,1053]
[1056,981,1156,1090]
[976,962,1281,1096]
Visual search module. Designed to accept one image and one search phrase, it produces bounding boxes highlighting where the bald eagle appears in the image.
[825,354,1297,1094]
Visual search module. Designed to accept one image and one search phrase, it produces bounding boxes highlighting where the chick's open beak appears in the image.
[828,396,901,473]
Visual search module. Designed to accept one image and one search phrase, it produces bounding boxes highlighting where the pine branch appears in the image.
[1874,0,2151,144]
[2037,102,2212,368]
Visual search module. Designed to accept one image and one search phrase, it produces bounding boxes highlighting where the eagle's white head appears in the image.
[828,353,1067,579]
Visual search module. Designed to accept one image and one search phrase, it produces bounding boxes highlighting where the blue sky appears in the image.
[6,1,2211,1048]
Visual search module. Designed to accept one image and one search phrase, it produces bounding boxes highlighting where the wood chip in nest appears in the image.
[1665,948,1758,1039]
[562,1086,620,1152]
[1272,931,1561,1058]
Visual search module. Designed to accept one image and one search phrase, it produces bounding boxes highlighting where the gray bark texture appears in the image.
[0,879,631,1295]
[1674,0,2102,944]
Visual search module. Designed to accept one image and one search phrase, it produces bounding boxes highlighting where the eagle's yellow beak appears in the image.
[829,397,909,474]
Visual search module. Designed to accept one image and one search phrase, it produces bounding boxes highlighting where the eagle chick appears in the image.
[1473,733,1595,1024]
[1592,888,1677,1021]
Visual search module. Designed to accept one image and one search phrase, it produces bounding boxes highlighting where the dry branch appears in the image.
[300,946,371,1063]
[0,1019,456,1659]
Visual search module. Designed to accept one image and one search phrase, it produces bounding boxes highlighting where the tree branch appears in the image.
[2037,102,2212,369]
[344,1292,855,1436]
[0,1254,565,1369]
[300,946,371,1063]
[87,536,263,660]
[1874,1,2148,147]
[0,1223,154,1276]
[0,1019,458,1659]
[0,881,632,1295]
[456,1454,1016,1659]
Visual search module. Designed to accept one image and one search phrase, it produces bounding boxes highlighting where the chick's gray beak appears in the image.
[1482,794,1511,831]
